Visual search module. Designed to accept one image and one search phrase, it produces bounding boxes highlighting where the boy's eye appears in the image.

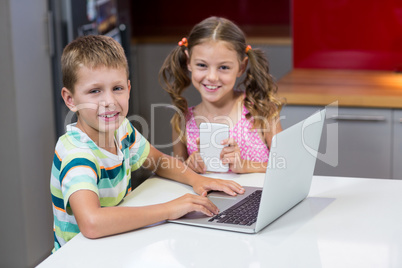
[114,86,123,91]
[220,65,230,70]
[89,89,100,94]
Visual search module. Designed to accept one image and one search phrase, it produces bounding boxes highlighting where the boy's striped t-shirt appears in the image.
[50,118,150,252]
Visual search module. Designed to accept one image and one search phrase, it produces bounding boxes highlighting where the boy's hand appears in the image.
[163,193,219,219]
[191,176,245,197]
[185,138,206,173]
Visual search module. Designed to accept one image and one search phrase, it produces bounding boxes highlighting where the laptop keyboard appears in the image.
[208,190,262,226]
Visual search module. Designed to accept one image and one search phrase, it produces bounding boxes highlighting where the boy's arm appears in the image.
[69,188,219,239]
[144,145,244,196]
[68,146,243,240]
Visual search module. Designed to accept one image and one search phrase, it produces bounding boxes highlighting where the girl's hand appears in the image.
[163,193,219,219]
[220,138,244,173]
[185,138,206,174]
[191,176,245,197]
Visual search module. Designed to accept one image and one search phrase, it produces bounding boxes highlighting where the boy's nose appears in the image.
[100,91,116,107]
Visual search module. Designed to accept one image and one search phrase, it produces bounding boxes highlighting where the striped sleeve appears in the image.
[120,120,150,172]
[59,152,100,214]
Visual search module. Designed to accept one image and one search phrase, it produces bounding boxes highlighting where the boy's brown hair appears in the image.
[61,35,129,93]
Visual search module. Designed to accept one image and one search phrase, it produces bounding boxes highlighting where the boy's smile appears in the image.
[62,65,131,149]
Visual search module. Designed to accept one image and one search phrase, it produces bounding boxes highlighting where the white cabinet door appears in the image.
[281,105,392,179]
[393,110,402,179]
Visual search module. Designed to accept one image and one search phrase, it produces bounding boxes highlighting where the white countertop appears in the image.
[38,173,402,268]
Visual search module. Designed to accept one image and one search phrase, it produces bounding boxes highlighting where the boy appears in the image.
[51,35,244,252]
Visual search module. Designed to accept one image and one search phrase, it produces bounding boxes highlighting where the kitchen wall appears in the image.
[0,0,56,267]
[293,0,402,70]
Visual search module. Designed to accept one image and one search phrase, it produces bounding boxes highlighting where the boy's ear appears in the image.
[185,50,192,72]
[237,56,248,77]
[61,87,77,112]
[127,80,131,99]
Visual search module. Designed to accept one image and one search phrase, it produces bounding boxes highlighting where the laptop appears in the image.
[168,109,326,233]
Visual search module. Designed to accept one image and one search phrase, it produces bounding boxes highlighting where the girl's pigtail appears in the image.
[242,47,283,130]
[158,45,191,142]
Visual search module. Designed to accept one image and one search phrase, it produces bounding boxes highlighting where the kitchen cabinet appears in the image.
[393,110,402,179]
[281,105,393,179]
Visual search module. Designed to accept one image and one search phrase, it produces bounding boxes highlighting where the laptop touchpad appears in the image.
[208,191,238,199]
[180,193,239,220]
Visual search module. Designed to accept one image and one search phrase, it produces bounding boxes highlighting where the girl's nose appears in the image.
[207,69,218,82]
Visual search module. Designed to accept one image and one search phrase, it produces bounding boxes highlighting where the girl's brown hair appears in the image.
[159,17,283,141]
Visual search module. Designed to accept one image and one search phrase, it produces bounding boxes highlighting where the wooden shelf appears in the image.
[277,69,402,108]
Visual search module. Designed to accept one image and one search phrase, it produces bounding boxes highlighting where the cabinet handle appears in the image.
[331,115,386,122]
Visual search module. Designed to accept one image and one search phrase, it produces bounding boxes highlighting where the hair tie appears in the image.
[245,45,252,54]
[178,37,188,47]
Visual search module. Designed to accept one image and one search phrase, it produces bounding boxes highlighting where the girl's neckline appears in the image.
[189,103,247,132]
[192,94,245,126]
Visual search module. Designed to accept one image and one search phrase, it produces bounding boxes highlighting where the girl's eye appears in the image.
[196,63,207,68]
[220,66,230,70]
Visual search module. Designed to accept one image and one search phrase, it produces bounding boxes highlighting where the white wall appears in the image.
[0,0,56,267]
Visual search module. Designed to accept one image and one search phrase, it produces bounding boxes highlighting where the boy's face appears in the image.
[62,65,130,143]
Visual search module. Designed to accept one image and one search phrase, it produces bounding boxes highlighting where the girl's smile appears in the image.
[187,40,247,105]
[203,84,221,92]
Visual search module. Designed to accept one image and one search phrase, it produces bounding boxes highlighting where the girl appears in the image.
[159,17,283,174]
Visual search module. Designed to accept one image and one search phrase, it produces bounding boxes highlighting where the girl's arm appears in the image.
[172,127,188,160]
[265,117,283,149]
[220,117,283,173]
[220,140,268,173]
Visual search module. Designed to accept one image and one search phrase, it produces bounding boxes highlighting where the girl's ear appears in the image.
[61,87,77,112]
[237,56,249,77]
[185,50,192,72]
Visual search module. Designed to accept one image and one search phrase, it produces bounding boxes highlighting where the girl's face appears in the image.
[62,65,131,144]
[187,40,247,105]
